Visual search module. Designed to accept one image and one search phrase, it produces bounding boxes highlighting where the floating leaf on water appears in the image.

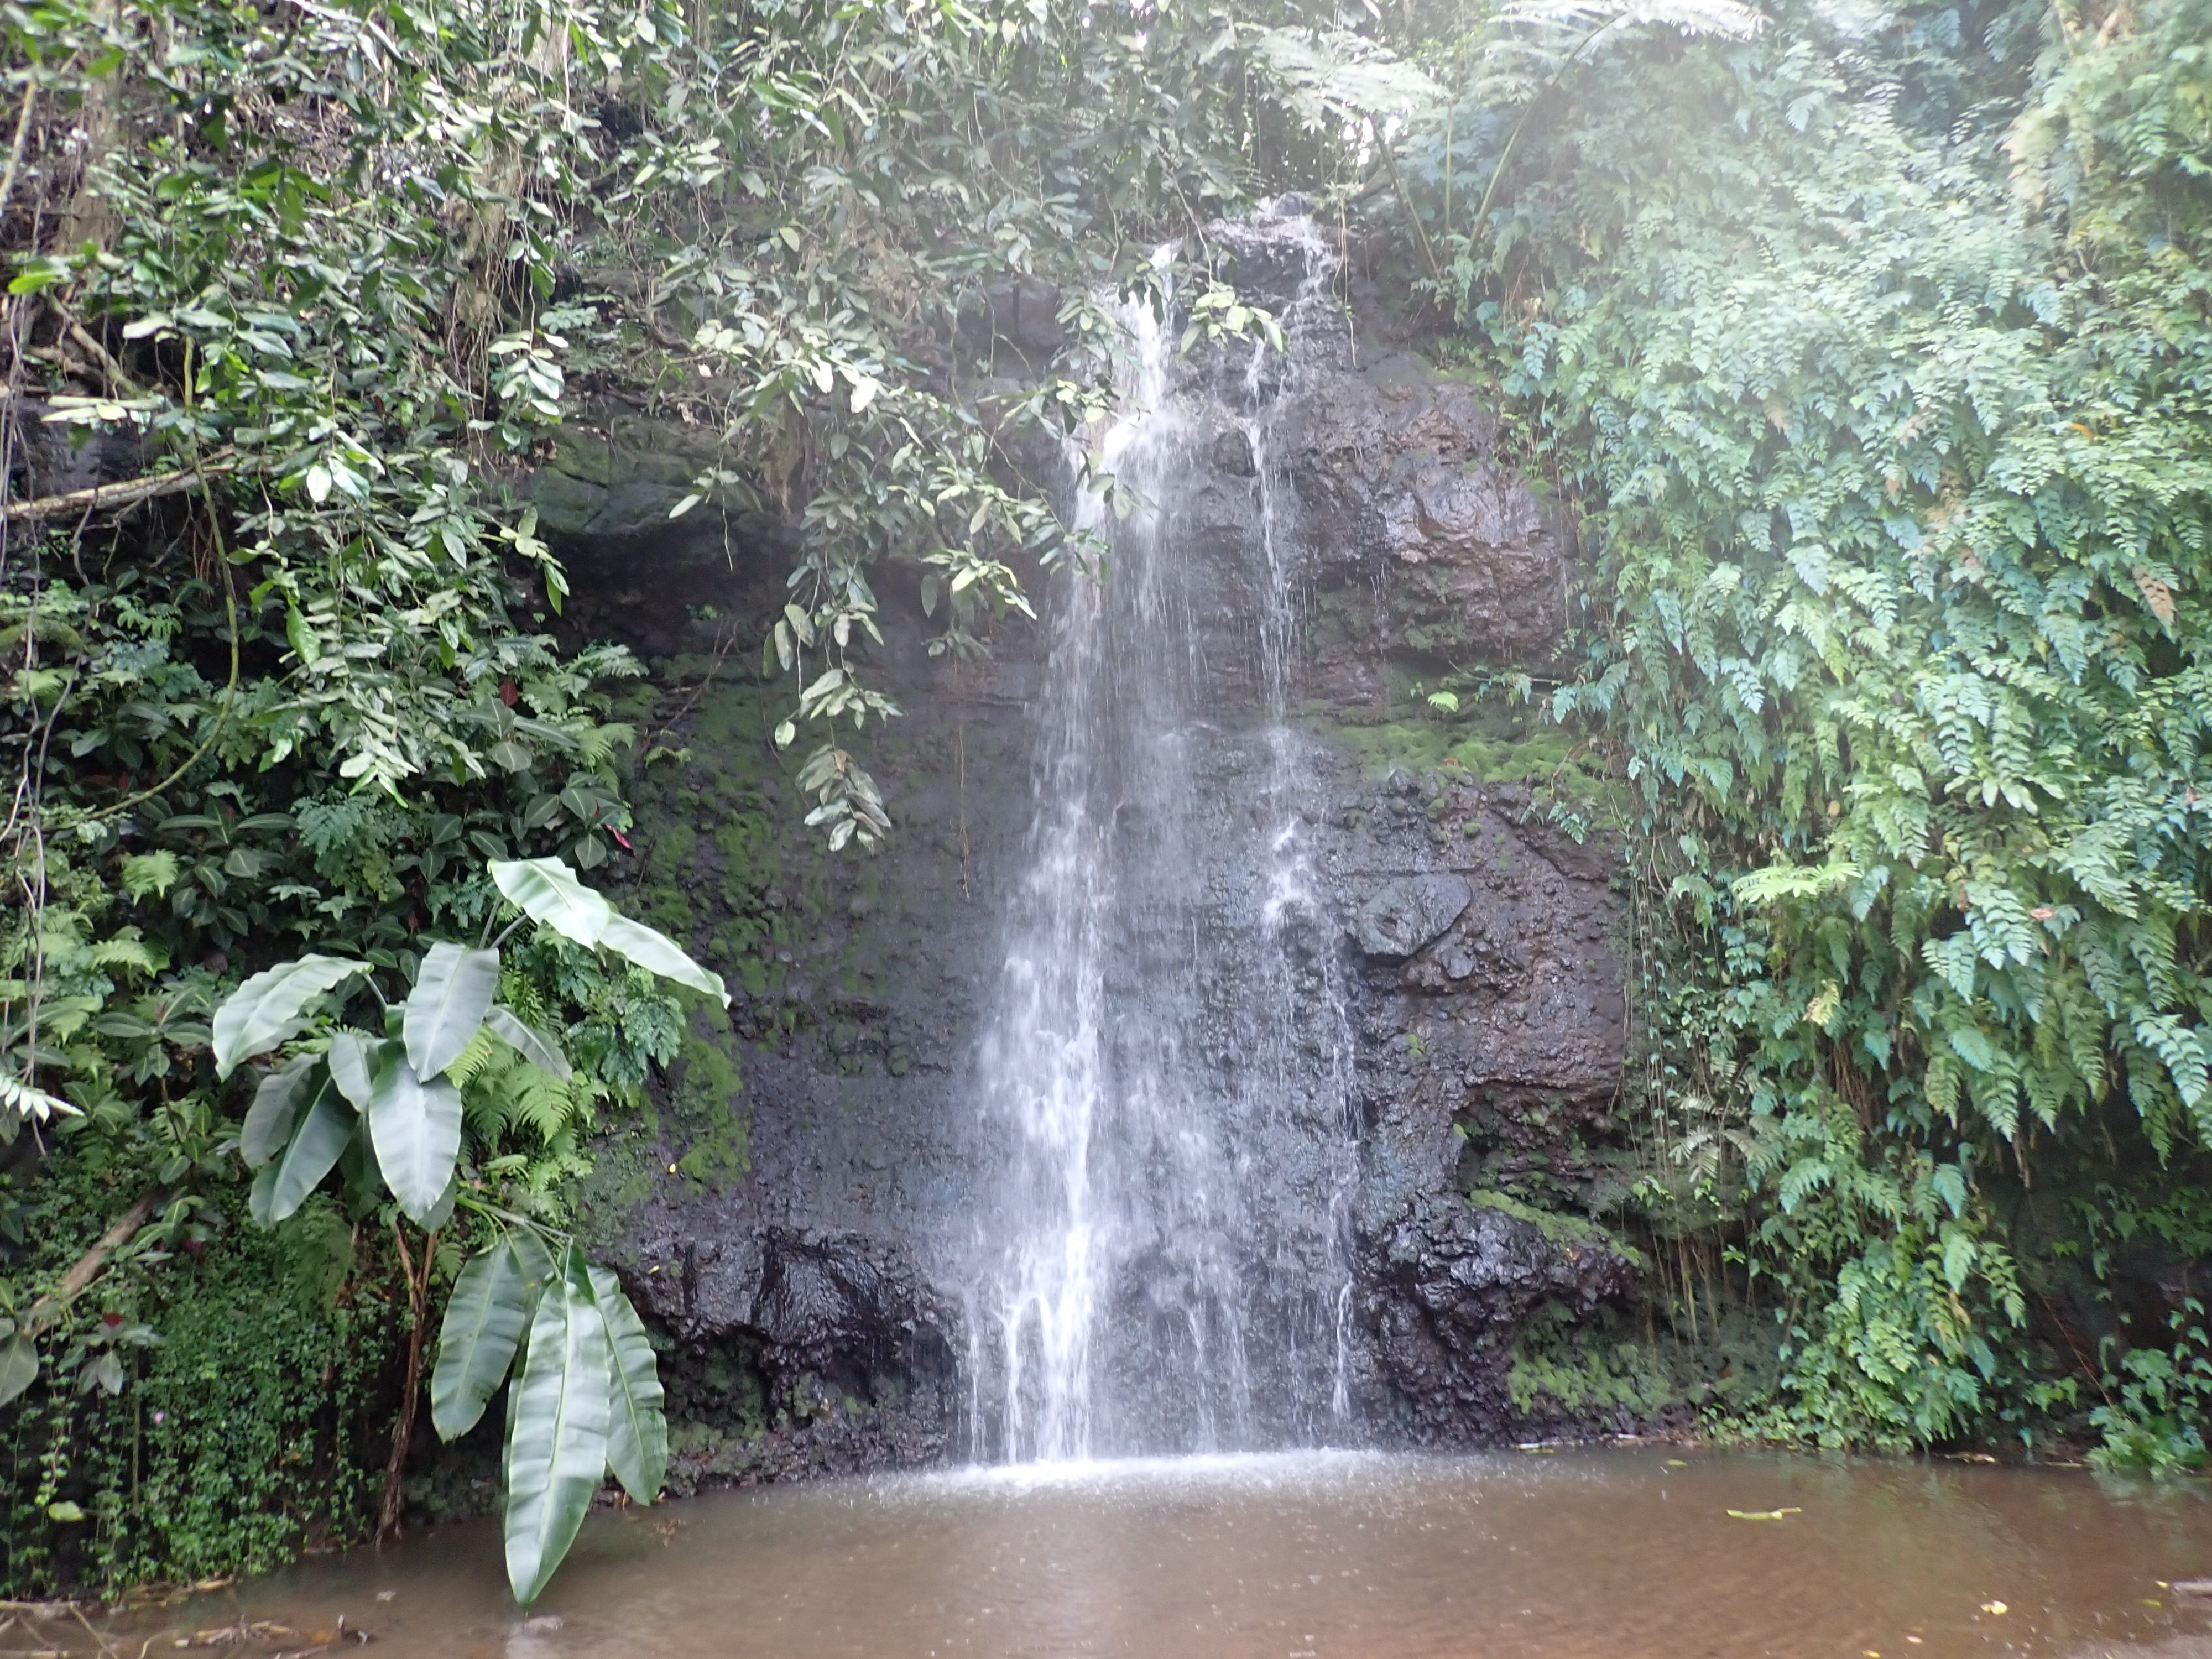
[1726,1507,1802,1520]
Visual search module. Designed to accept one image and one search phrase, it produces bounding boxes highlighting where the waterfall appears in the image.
[968,210,1361,1463]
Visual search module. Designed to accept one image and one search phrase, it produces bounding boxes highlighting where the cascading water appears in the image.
[968,208,1363,1463]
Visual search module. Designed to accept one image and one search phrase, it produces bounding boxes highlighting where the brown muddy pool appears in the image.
[60,1448,2212,1658]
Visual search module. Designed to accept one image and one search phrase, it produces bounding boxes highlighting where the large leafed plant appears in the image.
[210,857,723,1603]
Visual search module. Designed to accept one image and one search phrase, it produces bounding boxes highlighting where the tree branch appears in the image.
[25,1188,167,1332]
[0,450,238,524]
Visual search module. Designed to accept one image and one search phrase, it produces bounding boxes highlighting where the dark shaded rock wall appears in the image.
[551,250,1632,1478]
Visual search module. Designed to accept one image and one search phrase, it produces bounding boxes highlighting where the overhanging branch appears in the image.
[0,448,241,525]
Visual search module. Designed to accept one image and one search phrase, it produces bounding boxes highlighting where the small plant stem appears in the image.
[0,80,38,226]
[378,1219,437,1542]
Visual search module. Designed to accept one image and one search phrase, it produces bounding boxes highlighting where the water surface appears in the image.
[90,1448,2212,1658]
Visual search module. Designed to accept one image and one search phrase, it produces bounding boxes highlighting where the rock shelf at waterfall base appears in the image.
[564,207,1641,1485]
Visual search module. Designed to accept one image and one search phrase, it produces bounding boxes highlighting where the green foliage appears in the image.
[1506,1309,1676,1421]
[0,1190,399,1598]
[1359,0,2212,1447]
[2088,1305,2212,1473]
[207,855,713,1602]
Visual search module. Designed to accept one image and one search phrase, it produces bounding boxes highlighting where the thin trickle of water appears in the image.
[969,212,1363,1462]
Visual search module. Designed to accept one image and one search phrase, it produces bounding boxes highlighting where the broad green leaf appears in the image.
[326,1030,389,1108]
[250,1082,356,1225]
[483,1006,573,1081]
[421,1170,460,1233]
[241,1053,320,1168]
[405,942,502,1077]
[588,1265,667,1504]
[596,915,730,1007]
[211,954,368,1078]
[504,1250,611,1605]
[508,1229,558,1300]
[0,1334,36,1406]
[367,1050,464,1222]
[489,857,611,947]
[284,602,321,666]
[433,1239,538,1441]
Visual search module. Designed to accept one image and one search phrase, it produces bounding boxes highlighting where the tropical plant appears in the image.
[1373,0,2212,1447]
[206,856,723,1602]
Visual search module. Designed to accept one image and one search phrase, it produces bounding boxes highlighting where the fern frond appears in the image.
[461,1048,579,1152]
[1249,27,1445,129]
[1475,0,1766,107]
[445,1025,503,1088]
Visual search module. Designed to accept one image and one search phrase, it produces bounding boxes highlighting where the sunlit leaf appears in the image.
[596,915,729,1006]
[405,942,502,1077]
[489,857,611,948]
[212,956,368,1078]
[504,1249,611,1605]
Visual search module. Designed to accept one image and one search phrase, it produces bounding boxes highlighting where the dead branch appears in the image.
[0,452,239,525]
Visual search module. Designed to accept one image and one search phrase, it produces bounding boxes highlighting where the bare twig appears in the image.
[637,618,740,758]
[0,450,239,525]
[377,1220,436,1542]
[0,81,38,226]
[64,321,141,398]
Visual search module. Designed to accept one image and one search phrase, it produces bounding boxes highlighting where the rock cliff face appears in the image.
[550,229,1635,1483]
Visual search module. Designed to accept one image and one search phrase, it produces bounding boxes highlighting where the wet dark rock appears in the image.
[1366,1196,1634,1443]
[957,275,1066,365]
[1211,427,1257,477]
[519,410,741,541]
[9,409,148,503]
[624,1225,964,1486]
[1352,874,1472,960]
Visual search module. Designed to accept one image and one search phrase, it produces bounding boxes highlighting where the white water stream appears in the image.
[968,214,1360,1462]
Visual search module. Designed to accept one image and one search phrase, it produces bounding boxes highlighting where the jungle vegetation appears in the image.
[0,0,2207,1600]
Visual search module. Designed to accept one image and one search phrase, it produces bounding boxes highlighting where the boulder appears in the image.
[1352,873,1473,959]
[1366,1194,1634,1444]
